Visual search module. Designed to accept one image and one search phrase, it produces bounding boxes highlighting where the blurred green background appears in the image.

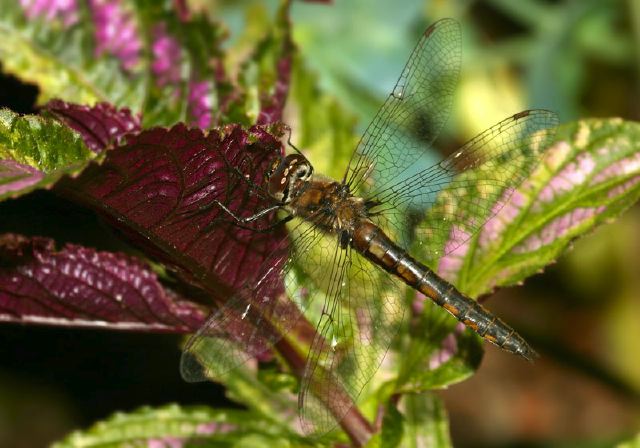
[1,0,639,446]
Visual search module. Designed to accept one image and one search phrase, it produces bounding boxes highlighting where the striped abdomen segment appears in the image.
[351,220,537,361]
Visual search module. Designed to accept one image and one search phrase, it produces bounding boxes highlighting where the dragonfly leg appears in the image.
[234,215,293,233]
[212,200,292,233]
[213,200,281,223]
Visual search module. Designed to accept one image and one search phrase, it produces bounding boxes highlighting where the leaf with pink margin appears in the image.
[0,234,207,332]
[136,3,293,129]
[0,108,94,201]
[419,119,640,297]
[5,0,293,129]
[44,99,142,152]
[0,160,44,196]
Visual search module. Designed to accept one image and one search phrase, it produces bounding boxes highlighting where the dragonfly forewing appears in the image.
[344,18,461,197]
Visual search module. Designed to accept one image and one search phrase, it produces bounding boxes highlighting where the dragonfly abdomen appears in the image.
[351,220,537,361]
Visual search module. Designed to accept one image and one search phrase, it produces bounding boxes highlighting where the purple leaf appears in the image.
[59,122,288,304]
[44,99,142,152]
[0,234,206,332]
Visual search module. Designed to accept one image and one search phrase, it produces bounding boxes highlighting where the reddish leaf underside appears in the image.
[58,122,288,307]
[44,100,142,152]
[0,233,206,332]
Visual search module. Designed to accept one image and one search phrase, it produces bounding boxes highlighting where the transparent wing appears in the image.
[343,18,461,197]
[369,110,559,258]
[297,241,405,435]
[180,221,323,383]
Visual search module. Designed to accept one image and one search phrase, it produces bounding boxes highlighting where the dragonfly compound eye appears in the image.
[266,154,314,203]
[294,162,313,181]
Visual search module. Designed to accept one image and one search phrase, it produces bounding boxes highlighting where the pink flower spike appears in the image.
[89,0,142,71]
[188,79,213,129]
[20,0,79,27]
[151,23,182,86]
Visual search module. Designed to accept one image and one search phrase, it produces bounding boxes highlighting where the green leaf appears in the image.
[618,432,640,448]
[424,119,640,298]
[52,404,297,448]
[395,305,483,394]
[184,336,299,432]
[401,393,452,448]
[369,393,452,448]
[379,402,404,448]
[0,108,94,201]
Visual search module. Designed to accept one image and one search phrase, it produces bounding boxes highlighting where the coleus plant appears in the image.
[2,1,640,447]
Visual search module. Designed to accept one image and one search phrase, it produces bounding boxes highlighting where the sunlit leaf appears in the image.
[390,118,640,395]
[400,393,452,448]
[0,107,94,200]
[618,432,640,448]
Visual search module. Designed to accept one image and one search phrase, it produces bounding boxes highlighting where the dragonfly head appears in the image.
[266,154,314,204]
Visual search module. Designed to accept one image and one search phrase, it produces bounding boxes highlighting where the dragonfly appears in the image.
[181,18,558,435]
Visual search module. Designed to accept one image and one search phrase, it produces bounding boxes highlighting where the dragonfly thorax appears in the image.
[266,154,314,204]
[287,176,368,236]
